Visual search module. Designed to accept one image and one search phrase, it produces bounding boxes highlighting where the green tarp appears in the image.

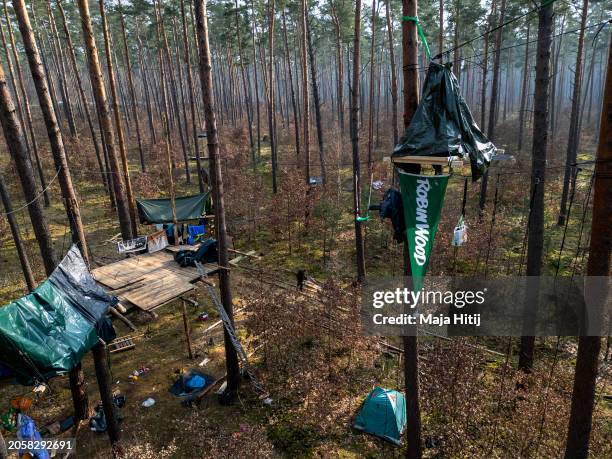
[136,192,211,224]
[0,246,116,384]
[392,62,495,181]
[354,387,407,445]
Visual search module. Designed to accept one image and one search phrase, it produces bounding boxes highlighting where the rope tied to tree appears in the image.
[402,16,432,61]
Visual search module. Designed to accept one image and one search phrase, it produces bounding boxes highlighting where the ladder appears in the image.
[195,262,270,400]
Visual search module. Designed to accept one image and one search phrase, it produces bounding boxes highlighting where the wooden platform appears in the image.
[92,250,219,312]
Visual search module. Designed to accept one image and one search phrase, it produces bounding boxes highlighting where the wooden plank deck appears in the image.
[92,249,219,312]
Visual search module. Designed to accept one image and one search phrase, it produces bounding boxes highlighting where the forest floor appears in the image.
[0,117,611,458]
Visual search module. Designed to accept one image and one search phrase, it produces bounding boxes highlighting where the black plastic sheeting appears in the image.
[0,245,116,384]
[392,62,496,181]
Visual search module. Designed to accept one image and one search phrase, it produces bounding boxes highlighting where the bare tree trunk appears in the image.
[235,0,255,168]
[2,0,49,208]
[385,0,399,145]
[282,8,300,162]
[302,0,310,183]
[517,21,531,152]
[0,172,35,291]
[267,0,278,193]
[558,0,589,226]
[367,0,377,172]
[250,0,261,157]
[118,0,146,173]
[153,0,179,245]
[564,37,611,459]
[352,0,365,282]
[77,0,133,241]
[14,0,89,261]
[479,0,506,214]
[99,0,138,238]
[438,0,443,54]
[46,0,77,138]
[180,0,205,192]
[194,0,241,396]
[480,0,497,130]
[518,0,554,372]
[56,0,108,196]
[305,11,326,184]
[330,5,344,135]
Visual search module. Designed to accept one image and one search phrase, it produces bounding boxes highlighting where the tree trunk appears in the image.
[118,0,146,173]
[99,0,138,238]
[0,172,35,291]
[282,8,300,162]
[13,0,89,262]
[181,0,205,192]
[385,0,399,145]
[518,0,554,372]
[517,21,531,152]
[302,0,310,183]
[2,0,49,208]
[480,0,497,130]
[235,0,255,168]
[351,0,366,283]
[564,35,611,459]
[367,0,377,172]
[306,12,326,184]
[194,0,241,395]
[331,5,344,135]
[77,0,133,241]
[267,0,278,193]
[480,0,506,214]
[92,344,121,445]
[56,0,108,197]
[558,0,589,226]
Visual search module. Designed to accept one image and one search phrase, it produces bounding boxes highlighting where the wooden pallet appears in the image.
[109,336,136,353]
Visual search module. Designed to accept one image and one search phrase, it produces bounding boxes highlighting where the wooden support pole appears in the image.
[91,343,120,446]
[181,298,194,359]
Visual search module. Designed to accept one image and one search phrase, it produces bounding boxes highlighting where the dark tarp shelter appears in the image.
[0,246,116,384]
[136,192,211,224]
[392,62,495,181]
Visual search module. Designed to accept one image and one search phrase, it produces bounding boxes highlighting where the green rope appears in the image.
[402,16,432,61]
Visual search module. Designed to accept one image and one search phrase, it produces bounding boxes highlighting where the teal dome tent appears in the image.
[353,387,407,445]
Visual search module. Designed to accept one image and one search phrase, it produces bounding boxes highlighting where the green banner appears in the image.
[399,171,449,291]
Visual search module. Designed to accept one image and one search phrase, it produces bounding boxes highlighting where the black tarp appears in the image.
[392,62,495,181]
[0,246,116,384]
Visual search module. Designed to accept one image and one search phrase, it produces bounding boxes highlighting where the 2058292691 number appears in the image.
[7,439,75,451]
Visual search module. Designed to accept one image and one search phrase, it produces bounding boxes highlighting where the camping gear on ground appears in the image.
[197,312,209,322]
[392,62,495,181]
[147,229,168,253]
[353,387,407,446]
[169,369,214,397]
[117,236,147,253]
[175,239,218,268]
[0,246,116,384]
[378,189,405,242]
[17,414,49,459]
[1,407,16,431]
[399,171,449,292]
[10,396,32,412]
[89,405,107,432]
[187,224,206,245]
[136,192,211,224]
[141,398,155,408]
[165,223,185,245]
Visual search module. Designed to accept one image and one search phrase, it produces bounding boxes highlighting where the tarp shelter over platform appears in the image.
[136,192,211,224]
[392,62,495,181]
[0,246,116,384]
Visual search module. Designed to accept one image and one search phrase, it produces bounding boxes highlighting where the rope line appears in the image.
[1,166,62,216]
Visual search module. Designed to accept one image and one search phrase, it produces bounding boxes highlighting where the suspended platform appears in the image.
[92,249,220,312]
